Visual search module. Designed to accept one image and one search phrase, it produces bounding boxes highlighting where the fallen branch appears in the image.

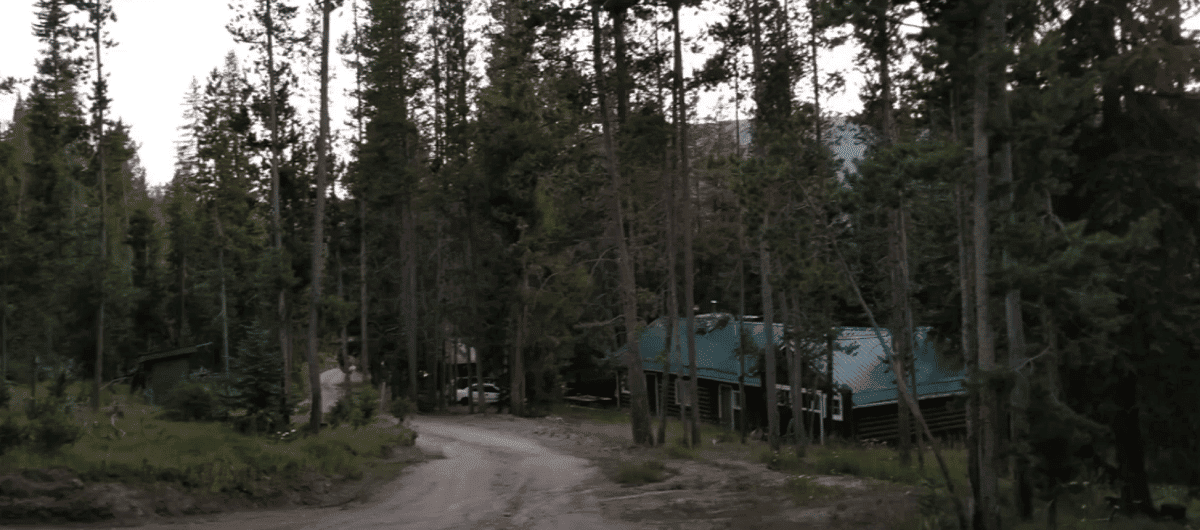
[802,187,969,530]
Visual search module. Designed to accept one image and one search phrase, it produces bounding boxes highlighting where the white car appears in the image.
[456,383,501,405]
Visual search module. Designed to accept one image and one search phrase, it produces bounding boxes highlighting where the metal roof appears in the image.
[613,315,964,408]
[137,343,213,365]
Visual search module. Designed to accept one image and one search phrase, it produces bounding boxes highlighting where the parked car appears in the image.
[456,383,501,405]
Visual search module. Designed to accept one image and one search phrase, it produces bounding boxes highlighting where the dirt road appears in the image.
[45,415,634,530]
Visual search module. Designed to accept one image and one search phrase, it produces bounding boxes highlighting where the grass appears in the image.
[0,380,419,498]
[549,402,629,424]
[614,459,668,485]
[783,475,843,504]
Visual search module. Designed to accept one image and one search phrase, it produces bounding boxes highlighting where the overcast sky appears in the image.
[3,2,1192,189]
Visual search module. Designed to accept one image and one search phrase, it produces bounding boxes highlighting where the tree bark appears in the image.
[476,310,485,414]
[670,0,701,447]
[262,0,291,422]
[993,0,1029,514]
[659,148,679,445]
[91,0,107,411]
[404,203,418,404]
[955,182,981,528]
[306,0,335,433]
[360,197,369,383]
[511,257,528,417]
[973,0,1000,525]
[216,214,230,374]
[761,212,780,452]
[890,208,911,464]
[788,292,807,455]
[738,210,748,444]
[592,0,652,445]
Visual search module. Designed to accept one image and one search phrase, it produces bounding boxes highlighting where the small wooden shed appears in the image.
[132,343,214,405]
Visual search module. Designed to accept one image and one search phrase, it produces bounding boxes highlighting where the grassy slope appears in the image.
[0,381,418,500]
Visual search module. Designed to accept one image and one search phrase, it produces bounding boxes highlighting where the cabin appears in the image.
[611,314,967,444]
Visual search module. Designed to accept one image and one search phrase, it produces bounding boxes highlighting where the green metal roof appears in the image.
[612,315,964,408]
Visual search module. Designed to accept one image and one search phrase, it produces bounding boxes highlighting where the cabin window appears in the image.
[831,393,844,421]
[732,390,742,410]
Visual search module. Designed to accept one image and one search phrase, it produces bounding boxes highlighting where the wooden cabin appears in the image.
[613,315,967,444]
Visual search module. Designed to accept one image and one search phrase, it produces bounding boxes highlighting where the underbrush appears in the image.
[0,381,419,498]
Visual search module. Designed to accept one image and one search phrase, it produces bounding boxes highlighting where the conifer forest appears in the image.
[2,0,1199,528]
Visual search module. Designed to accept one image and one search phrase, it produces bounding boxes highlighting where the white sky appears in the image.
[0,2,1194,189]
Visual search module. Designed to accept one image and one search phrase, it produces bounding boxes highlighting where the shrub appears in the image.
[164,380,222,421]
[389,397,414,421]
[29,413,81,453]
[25,396,72,420]
[329,386,380,429]
[0,413,25,455]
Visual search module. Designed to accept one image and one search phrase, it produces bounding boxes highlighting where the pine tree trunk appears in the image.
[659,155,678,445]
[787,292,806,455]
[890,208,911,465]
[738,211,748,444]
[900,204,923,469]
[338,247,347,371]
[360,197,369,383]
[404,203,418,404]
[476,315,485,414]
[511,259,527,417]
[973,0,1000,525]
[306,0,334,433]
[670,2,701,448]
[592,1,652,445]
[263,0,291,419]
[761,213,780,452]
[92,7,106,411]
[216,214,230,374]
[994,0,1029,513]
[956,182,981,529]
